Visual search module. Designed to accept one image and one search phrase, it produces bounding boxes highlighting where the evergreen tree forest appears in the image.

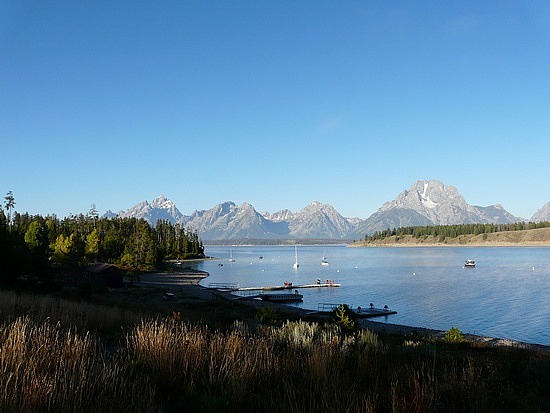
[0,201,204,288]
[365,221,550,242]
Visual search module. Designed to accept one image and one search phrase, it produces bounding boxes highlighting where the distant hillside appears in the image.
[353,227,550,247]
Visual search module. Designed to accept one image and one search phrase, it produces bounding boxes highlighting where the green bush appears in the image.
[332,304,357,333]
[257,307,280,325]
[444,326,465,342]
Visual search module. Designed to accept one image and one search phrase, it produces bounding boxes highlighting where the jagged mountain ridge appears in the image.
[106,180,530,240]
[180,201,289,240]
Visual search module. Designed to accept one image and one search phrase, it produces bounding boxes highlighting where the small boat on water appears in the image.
[321,256,330,266]
[293,245,299,269]
[464,259,476,268]
[260,292,303,302]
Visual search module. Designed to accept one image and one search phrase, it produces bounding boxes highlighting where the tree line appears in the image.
[365,221,550,242]
[1,194,204,288]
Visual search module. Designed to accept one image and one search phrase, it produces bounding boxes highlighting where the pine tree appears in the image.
[4,191,15,233]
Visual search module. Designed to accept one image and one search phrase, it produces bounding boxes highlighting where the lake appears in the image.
[196,245,550,346]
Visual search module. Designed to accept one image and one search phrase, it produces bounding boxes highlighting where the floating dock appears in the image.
[314,303,397,318]
[207,281,340,292]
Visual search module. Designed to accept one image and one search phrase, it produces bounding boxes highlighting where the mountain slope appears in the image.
[179,202,289,240]
[531,202,550,222]
[289,201,354,239]
[351,180,521,237]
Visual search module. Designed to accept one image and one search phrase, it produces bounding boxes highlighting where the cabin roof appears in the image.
[87,263,118,274]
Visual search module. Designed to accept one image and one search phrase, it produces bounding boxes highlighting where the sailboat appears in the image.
[228,246,235,262]
[293,245,299,269]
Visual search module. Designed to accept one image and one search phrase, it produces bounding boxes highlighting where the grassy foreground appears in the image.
[0,289,548,413]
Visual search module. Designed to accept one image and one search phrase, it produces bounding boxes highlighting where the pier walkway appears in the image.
[207,281,341,292]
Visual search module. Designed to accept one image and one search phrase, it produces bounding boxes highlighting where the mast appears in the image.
[293,245,299,269]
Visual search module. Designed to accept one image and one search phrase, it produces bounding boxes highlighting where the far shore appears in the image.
[352,227,550,247]
[351,241,550,247]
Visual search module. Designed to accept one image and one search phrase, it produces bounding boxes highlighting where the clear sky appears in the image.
[1,1,549,220]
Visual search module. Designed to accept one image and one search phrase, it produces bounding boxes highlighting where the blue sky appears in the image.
[1,1,549,220]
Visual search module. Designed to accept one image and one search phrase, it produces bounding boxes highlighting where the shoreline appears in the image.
[352,242,550,248]
[359,318,550,352]
[131,268,550,352]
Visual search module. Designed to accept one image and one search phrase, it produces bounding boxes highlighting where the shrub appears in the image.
[257,306,279,325]
[445,326,465,343]
[332,304,357,333]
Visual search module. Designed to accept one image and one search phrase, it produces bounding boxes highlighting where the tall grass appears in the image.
[0,317,157,413]
[0,289,141,334]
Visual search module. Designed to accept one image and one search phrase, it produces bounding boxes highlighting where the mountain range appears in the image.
[104,180,549,241]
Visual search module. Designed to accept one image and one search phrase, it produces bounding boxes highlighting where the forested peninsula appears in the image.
[0,206,204,289]
[355,222,550,247]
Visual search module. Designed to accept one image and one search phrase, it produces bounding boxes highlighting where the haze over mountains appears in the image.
[104,180,549,241]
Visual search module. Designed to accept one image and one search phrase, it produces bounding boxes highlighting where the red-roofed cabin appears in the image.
[86,263,124,289]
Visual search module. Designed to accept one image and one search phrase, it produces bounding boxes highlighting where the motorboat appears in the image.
[321,256,329,266]
[464,259,476,268]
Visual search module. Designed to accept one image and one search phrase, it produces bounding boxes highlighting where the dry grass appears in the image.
[0,289,142,334]
[0,317,157,413]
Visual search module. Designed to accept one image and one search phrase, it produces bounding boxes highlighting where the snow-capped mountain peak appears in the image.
[117,195,183,225]
[351,179,521,237]
[151,195,175,209]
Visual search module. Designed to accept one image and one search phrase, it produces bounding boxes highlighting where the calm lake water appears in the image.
[195,245,550,346]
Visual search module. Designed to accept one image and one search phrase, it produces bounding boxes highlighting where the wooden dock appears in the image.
[207,281,341,292]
